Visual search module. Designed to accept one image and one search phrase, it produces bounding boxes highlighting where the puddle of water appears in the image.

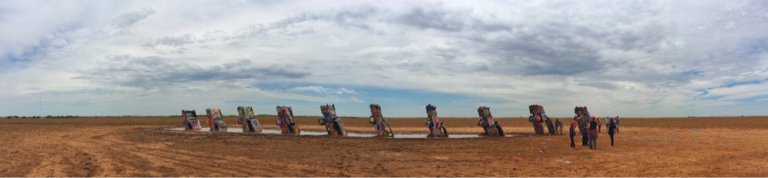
[167,128,514,139]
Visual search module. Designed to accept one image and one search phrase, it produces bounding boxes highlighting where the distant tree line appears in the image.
[3,115,80,119]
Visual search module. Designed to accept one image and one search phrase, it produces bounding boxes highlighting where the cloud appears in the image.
[112,9,155,28]
[77,56,309,89]
[395,6,509,33]
[397,7,465,32]
[476,31,605,76]
[0,1,89,66]
[287,86,328,93]
[2,0,768,117]
[269,6,379,30]
[288,86,357,95]
[705,80,768,101]
[145,34,195,47]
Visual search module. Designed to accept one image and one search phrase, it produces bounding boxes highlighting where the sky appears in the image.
[1,0,767,117]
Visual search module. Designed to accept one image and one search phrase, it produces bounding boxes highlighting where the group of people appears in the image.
[569,115,621,149]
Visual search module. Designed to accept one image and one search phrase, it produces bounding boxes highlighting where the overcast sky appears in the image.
[1,0,767,117]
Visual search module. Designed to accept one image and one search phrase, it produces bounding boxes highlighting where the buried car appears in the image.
[425,104,448,137]
[182,110,202,131]
[369,104,394,137]
[206,108,227,132]
[477,106,504,136]
[237,106,262,133]
[529,105,555,135]
[319,104,346,137]
[276,106,300,135]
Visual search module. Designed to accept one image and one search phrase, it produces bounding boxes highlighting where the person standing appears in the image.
[588,117,598,150]
[597,117,603,133]
[615,116,621,134]
[608,118,617,146]
[570,118,578,149]
[578,116,588,146]
[555,119,563,135]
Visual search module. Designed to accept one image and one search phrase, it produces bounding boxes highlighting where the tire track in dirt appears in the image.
[133,149,244,176]
[99,147,160,176]
[64,151,101,176]
[336,150,351,176]
[97,141,185,176]
[89,133,162,176]
[0,136,41,176]
[25,142,102,176]
[22,126,179,176]
[87,130,242,176]
[111,129,308,176]
[146,131,345,176]
[26,145,67,176]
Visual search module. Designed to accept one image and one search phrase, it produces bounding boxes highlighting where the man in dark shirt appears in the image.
[608,118,617,146]
[588,117,598,149]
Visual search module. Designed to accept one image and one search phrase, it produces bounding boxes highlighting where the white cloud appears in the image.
[288,86,357,95]
[706,83,768,101]
[288,86,329,93]
[1,0,767,117]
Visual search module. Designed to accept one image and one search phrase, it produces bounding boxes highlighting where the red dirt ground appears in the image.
[1,116,767,176]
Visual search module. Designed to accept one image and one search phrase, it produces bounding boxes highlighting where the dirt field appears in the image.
[1,116,767,176]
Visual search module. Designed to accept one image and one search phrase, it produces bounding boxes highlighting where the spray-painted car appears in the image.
[477,106,504,136]
[528,104,549,135]
[276,106,300,135]
[369,104,394,137]
[575,106,591,118]
[206,108,227,132]
[319,104,346,137]
[425,104,448,137]
[237,106,261,133]
[182,110,202,131]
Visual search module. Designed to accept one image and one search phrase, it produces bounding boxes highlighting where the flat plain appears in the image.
[1,116,766,176]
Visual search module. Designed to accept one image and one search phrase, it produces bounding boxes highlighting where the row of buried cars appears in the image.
[180,104,590,137]
[181,105,345,136]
